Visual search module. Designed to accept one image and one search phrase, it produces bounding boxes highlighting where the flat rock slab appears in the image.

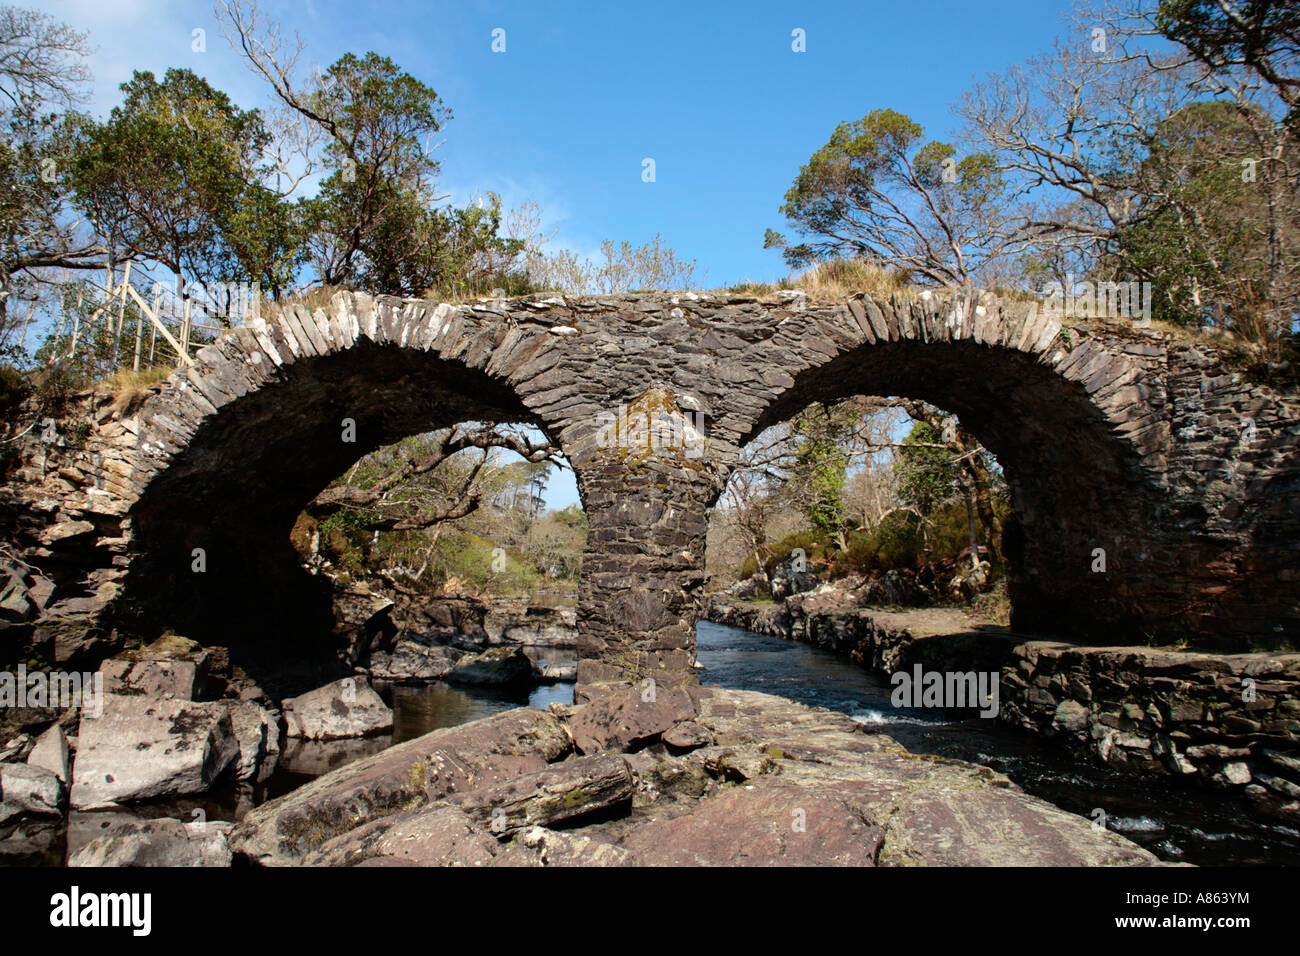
[303,805,497,867]
[876,784,1157,866]
[491,826,632,867]
[445,753,633,833]
[228,707,571,865]
[69,818,233,867]
[620,784,882,866]
[70,694,239,808]
[227,688,1165,868]
[283,678,392,740]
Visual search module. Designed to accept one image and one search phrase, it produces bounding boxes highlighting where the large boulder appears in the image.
[0,762,65,816]
[447,647,533,687]
[567,684,699,754]
[534,660,577,684]
[282,678,392,740]
[227,707,571,865]
[70,694,240,808]
[369,640,463,682]
[99,634,212,700]
[69,818,233,867]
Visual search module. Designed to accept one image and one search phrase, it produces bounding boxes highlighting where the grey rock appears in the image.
[0,763,64,815]
[26,724,71,784]
[69,818,233,867]
[283,678,392,740]
[447,646,533,687]
[70,694,240,808]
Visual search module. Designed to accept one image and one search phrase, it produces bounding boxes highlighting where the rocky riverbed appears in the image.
[707,578,1300,827]
[0,623,1168,866]
[225,687,1160,867]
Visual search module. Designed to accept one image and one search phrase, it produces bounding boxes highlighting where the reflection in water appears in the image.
[261,652,577,801]
[695,620,1300,867]
[390,679,573,742]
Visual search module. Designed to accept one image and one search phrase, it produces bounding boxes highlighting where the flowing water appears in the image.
[695,620,1300,866]
[13,630,1297,866]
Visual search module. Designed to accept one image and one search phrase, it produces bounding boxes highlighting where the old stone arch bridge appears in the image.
[67,289,1299,690]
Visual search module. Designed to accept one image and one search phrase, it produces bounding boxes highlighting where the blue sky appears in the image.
[49,0,1087,507]
[54,0,1088,286]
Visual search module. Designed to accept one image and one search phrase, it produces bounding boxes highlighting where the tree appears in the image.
[1154,0,1300,131]
[1118,99,1299,335]
[525,232,703,294]
[789,404,853,545]
[894,420,956,522]
[956,39,1199,293]
[0,6,100,340]
[765,109,1012,286]
[218,3,529,298]
[70,68,300,306]
[308,425,560,535]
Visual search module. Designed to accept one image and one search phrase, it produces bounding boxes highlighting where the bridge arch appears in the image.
[115,293,582,661]
[719,290,1167,642]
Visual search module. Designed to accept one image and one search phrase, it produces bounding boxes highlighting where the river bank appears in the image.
[706,583,1300,827]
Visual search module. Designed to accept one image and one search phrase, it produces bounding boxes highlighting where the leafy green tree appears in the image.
[0,6,99,337]
[1118,99,1299,335]
[70,68,300,302]
[790,406,851,542]
[765,108,1010,285]
[894,421,956,518]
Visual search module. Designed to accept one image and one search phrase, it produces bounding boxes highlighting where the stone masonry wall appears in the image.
[0,290,1296,696]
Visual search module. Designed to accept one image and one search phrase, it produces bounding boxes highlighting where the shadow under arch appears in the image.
[118,337,554,673]
[737,336,1165,643]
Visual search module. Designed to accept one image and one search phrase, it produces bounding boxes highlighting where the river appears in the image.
[694,620,1300,866]
[18,624,1299,866]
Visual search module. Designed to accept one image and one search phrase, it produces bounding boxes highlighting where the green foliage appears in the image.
[293,52,530,299]
[766,108,1007,284]
[894,421,955,515]
[0,365,30,416]
[70,68,298,295]
[791,407,850,538]
[1156,0,1300,133]
[832,511,923,575]
[1117,100,1298,338]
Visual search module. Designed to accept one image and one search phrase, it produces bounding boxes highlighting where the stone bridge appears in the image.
[35,289,1300,690]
